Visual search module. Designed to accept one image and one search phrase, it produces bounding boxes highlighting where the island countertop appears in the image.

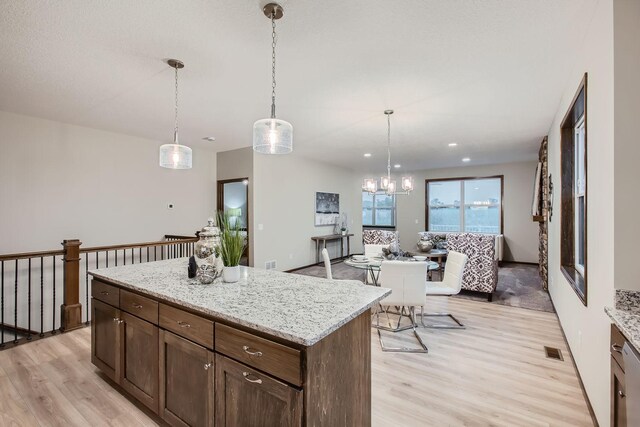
[605,289,640,351]
[89,258,390,346]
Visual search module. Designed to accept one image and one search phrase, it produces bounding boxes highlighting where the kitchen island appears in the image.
[88,258,390,427]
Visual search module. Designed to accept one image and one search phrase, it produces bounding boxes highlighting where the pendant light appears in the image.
[159,59,192,169]
[362,110,414,195]
[253,3,293,155]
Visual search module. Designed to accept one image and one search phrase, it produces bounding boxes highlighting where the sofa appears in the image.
[418,232,500,300]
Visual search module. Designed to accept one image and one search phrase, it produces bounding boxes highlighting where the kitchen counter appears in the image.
[605,289,640,351]
[89,257,390,346]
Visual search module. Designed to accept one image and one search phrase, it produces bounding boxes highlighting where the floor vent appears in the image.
[544,346,564,361]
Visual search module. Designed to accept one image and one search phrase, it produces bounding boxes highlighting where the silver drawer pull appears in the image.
[242,346,263,357]
[619,390,626,398]
[204,363,212,370]
[177,321,191,328]
[100,291,110,296]
[242,372,262,384]
[132,303,143,309]
[612,343,623,353]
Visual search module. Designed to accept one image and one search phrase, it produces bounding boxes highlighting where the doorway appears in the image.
[217,178,249,266]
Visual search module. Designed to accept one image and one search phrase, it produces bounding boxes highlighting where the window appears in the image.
[426,177,503,234]
[560,73,587,305]
[363,191,396,227]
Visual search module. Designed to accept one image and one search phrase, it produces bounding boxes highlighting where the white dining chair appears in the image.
[375,260,428,353]
[363,244,387,284]
[424,250,468,329]
[322,248,333,280]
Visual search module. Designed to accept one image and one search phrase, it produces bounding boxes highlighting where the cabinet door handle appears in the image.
[132,303,143,309]
[619,390,626,398]
[204,363,212,370]
[242,346,263,357]
[177,321,191,328]
[118,319,124,325]
[100,291,110,296]
[612,344,623,353]
[112,317,120,323]
[242,372,262,384]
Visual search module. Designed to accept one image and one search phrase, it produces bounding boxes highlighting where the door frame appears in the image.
[217,178,250,266]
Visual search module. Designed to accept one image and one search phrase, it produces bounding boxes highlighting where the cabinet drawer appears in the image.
[215,323,301,386]
[120,289,158,324]
[611,324,626,372]
[92,280,120,307]
[159,304,214,349]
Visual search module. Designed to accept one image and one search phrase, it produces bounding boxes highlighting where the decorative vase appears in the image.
[194,218,222,284]
[223,265,240,283]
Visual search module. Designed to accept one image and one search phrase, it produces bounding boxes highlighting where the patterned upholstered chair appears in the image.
[363,230,400,251]
[446,233,498,300]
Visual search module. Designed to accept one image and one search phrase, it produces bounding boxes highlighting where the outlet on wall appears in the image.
[265,260,277,270]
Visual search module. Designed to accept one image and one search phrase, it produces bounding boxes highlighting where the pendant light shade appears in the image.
[253,3,293,155]
[159,143,192,169]
[253,118,293,154]
[160,59,192,169]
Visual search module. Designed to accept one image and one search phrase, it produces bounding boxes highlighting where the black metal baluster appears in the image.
[146,247,149,262]
[132,248,135,264]
[154,246,157,261]
[161,246,164,260]
[52,256,56,334]
[139,247,142,264]
[14,259,18,343]
[115,250,118,266]
[85,255,89,324]
[1,260,4,347]
[40,257,44,337]
[28,258,32,340]
[106,250,109,268]
[123,249,126,266]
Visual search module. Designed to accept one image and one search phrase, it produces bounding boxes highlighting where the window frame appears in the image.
[425,176,504,235]
[560,73,588,306]
[362,190,397,228]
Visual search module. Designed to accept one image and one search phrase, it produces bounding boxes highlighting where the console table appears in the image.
[311,234,354,263]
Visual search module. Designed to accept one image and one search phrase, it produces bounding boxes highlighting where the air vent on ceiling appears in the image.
[544,346,564,361]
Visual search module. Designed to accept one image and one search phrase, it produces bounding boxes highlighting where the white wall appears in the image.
[547,0,614,424]
[253,153,363,271]
[0,110,217,253]
[614,0,640,291]
[394,161,539,263]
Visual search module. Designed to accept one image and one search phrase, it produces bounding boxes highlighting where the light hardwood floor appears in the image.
[0,297,593,427]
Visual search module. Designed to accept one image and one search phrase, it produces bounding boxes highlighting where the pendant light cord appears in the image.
[270,11,277,119]
[386,113,391,180]
[174,66,179,144]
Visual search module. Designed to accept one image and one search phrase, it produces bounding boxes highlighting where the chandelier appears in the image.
[362,110,413,195]
[253,3,293,154]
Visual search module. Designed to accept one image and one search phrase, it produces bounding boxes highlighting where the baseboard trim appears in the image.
[285,256,349,273]
[500,260,539,266]
[548,297,600,427]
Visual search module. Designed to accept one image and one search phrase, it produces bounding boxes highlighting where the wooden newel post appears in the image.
[61,239,83,331]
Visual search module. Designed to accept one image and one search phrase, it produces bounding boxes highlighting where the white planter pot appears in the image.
[223,265,240,283]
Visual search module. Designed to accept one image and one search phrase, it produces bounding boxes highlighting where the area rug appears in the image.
[291,261,554,313]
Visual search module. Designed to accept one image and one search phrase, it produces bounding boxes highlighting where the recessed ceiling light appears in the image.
[462,157,471,162]
[203,136,216,142]
[394,164,401,168]
[364,153,372,157]
[448,143,458,147]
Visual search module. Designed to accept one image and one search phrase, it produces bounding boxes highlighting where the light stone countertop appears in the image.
[605,289,640,351]
[89,258,390,346]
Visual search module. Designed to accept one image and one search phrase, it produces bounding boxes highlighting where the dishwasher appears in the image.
[623,341,640,426]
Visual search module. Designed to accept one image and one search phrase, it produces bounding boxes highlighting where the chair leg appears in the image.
[377,306,428,353]
[422,312,466,329]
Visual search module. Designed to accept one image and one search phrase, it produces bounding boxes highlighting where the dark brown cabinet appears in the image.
[120,311,159,413]
[611,324,628,427]
[91,298,121,383]
[160,330,215,427]
[214,354,302,427]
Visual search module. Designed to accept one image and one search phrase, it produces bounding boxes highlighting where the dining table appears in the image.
[344,255,440,286]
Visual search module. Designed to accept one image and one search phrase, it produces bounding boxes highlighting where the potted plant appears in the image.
[217,211,247,283]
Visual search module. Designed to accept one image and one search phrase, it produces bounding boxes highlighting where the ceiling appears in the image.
[0,0,596,172]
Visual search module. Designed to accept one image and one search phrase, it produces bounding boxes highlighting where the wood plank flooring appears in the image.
[0,297,592,426]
